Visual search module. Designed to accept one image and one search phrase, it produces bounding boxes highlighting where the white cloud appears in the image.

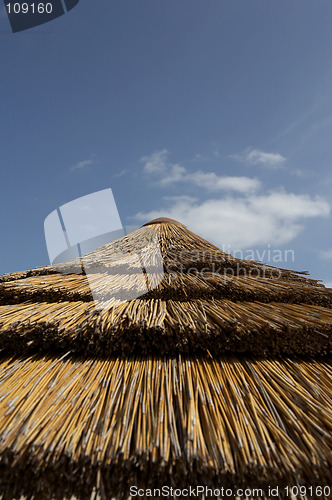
[318,249,332,260]
[136,149,329,248]
[324,282,332,289]
[193,153,205,161]
[134,192,329,249]
[140,149,168,174]
[140,149,260,194]
[231,148,287,168]
[113,169,128,178]
[187,172,260,193]
[70,154,97,172]
[248,191,328,219]
[159,164,188,186]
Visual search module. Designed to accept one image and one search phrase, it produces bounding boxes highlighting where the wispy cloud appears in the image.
[113,169,128,178]
[70,154,97,172]
[230,148,287,169]
[192,153,206,162]
[140,149,260,193]
[140,149,168,175]
[318,248,332,260]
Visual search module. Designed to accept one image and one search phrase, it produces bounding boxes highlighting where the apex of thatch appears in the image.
[142,217,186,227]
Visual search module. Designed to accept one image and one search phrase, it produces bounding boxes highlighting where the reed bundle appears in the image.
[0,220,331,499]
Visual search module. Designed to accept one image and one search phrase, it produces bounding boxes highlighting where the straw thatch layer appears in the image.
[1,271,331,307]
[0,223,332,357]
[0,298,331,357]
[0,352,330,500]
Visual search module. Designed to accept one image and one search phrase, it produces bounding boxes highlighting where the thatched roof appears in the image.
[0,221,331,499]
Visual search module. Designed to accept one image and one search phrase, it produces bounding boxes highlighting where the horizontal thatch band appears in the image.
[0,298,331,357]
[1,271,331,308]
[0,352,331,499]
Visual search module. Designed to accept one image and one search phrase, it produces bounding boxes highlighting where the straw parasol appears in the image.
[0,218,331,499]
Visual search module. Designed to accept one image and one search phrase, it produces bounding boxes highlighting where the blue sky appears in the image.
[1,0,332,286]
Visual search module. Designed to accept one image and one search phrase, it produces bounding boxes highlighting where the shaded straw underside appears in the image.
[1,271,331,306]
[0,352,331,500]
[0,224,332,357]
[0,298,331,357]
